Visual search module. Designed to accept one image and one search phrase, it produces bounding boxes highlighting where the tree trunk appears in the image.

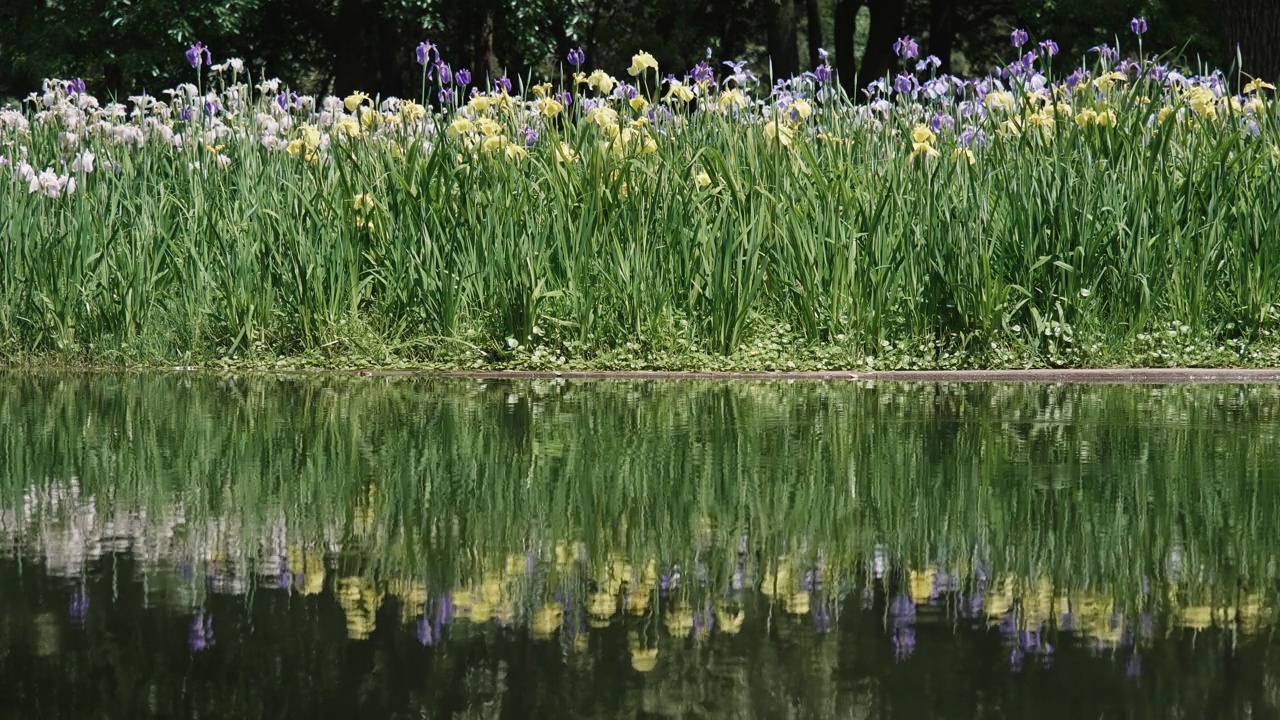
[765,0,801,82]
[474,9,496,83]
[860,0,904,89]
[332,0,376,95]
[805,0,824,69]
[1219,0,1280,84]
[834,0,862,94]
[928,0,955,75]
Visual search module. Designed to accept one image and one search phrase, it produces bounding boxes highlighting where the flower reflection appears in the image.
[189,613,214,651]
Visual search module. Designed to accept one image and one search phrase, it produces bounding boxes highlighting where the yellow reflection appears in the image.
[531,602,563,638]
[337,575,383,640]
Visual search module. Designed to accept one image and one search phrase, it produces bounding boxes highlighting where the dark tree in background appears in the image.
[0,0,1270,101]
[765,0,802,80]
[1220,0,1280,82]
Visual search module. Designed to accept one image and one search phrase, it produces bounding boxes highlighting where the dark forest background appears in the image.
[1,0,1277,102]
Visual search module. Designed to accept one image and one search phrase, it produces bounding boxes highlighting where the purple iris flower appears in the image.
[893,72,918,95]
[276,91,288,111]
[931,112,954,133]
[1130,17,1148,35]
[456,68,471,86]
[438,88,455,103]
[568,47,585,68]
[68,78,86,95]
[818,47,829,62]
[814,64,832,83]
[179,106,192,122]
[557,90,573,107]
[204,99,220,117]
[415,41,436,67]
[189,613,214,651]
[435,62,452,85]
[185,42,212,69]
[723,59,755,86]
[522,126,538,146]
[893,36,919,60]
[1090,43,1119,63]
[691,60,716,84]
[1011,28,1029,47]
[960,126,985,147]
[495,76,512,93]
[1066,68,1087,88]
[1039,39,1059,57]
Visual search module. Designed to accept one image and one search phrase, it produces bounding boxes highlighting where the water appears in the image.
[1,373,1279,718]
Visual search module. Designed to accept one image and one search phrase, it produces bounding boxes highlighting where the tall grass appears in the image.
[0,31,1278,367]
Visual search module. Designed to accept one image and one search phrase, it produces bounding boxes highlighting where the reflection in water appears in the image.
[1,374,1280,717]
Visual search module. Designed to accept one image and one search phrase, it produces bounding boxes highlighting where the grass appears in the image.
[0,32,1278,370]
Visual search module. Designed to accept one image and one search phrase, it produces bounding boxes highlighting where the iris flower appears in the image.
[893,36,919,60]
[344,91,370,112]
[415,41,436,66]
[629,51,659,77]
[185,43,212,69]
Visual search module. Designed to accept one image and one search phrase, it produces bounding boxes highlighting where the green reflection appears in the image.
[1,373,1279,717]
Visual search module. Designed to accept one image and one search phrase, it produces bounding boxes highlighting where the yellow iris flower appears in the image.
[343,91,370,112]
[628,51,658,77]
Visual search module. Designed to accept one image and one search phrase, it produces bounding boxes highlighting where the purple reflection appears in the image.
[417,614,436,646]
[890,594,915,624]
[1020,629,1040,651]
[999,610,1016,634]
[812,600,831,634]
[1126,653,1142,679]
[893,626,916,660]
[693,609,715,636]
[800,569,817,592]
[1140,613,1154,640]
[659,564,681,592]
[931,570,956,599]
[69,588,89,624]
[1009,645,1026,672]
[190,613,214,652]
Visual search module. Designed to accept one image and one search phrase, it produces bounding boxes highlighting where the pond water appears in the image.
[1,373,1278,718]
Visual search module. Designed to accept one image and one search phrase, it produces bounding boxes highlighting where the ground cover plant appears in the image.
[1,21,1278,370]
